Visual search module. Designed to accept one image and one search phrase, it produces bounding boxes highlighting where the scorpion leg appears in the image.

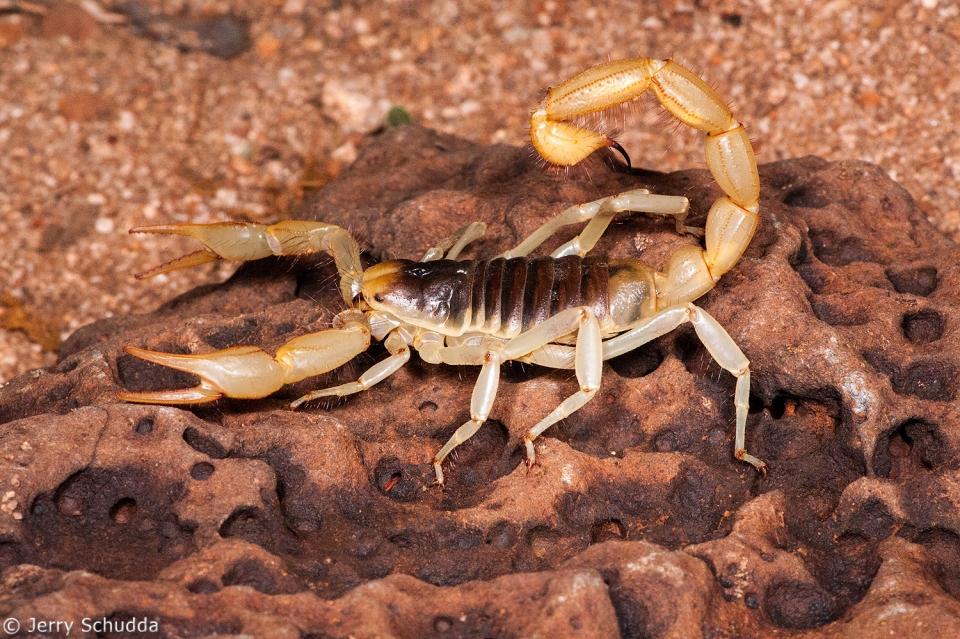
[131,220,364,305]
[515,343,576,369]
[431,307,603,486]
[432,341,504,486]
[499,189,691,259]
[430,308,603,483]
[290,329,410,407]
[501,308,602,466]
[601,303,765,473]
[118,319,370,404]
[421,222,487,262]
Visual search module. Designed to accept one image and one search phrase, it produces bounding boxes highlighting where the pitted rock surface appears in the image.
[2,125,959,637]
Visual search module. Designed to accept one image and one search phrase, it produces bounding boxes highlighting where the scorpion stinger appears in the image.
[607,139,632,168]
[120,57,766,485]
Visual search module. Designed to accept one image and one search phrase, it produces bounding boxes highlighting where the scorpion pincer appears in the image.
[119,57,765,485]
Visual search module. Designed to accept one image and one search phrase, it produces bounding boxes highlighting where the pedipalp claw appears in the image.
[118,345,288,403]
[130,223,277,278]
[134,248,220,279]
[117,385,224,404]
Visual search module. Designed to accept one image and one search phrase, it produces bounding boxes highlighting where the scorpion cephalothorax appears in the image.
[120,58,765,485]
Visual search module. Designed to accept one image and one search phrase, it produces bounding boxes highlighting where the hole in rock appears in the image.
[485,520,520,549]
[221,558,293,595]
[901,309,944,344]
[813,533,882,612]
[769,395,790,420]
[591,519,627,543]
[187,578,222,595]
[433,616,455,632]
[218,508,263,539]
[190,462,216,481]
[58,356,80,373]
[886,265,937,296]
[607,342,663,379]
[183,427,229,459]
[53,471,89,517]
[808,229,875,267]
[30,499,52,516]
[910,528,960,601]
[109,498,138,524]
[756,391,840,461]
[892,361,957,402]
[135,416,154,435]
[525,525,563,567]
[810,297,869,326]
[782,185,829,209]
[764,579,838,629]
[873,419,948,479]
[721,12,743,26]
[56,493,84,517]
[434,420,519,507]
[374,456,424,502]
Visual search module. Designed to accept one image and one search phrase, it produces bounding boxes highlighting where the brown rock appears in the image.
[1,125,959,635]
[1,563,619,637]
[41,3,101,41]
[0,21,24,49]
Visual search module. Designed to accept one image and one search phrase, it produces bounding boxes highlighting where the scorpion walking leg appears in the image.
[119,318,370,404]
[421,222,487,262]
[501,308,602,465]
[499,190,691,259]
[290,330,410,407]
[601,303,765,473]
[433,345,504,486]
[431,307,603,483]
[515,343,576,369]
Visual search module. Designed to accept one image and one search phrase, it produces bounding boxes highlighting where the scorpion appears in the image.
[119,58,765,485]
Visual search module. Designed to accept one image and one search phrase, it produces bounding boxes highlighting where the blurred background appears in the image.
[1,0,958,383]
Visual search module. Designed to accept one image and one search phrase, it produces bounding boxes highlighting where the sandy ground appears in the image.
[1,0,958,384]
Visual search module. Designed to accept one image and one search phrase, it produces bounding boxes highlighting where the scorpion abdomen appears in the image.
[369,256,610,338]
[475,256,609,338]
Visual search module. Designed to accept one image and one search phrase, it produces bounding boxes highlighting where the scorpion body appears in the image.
[364,255,651,340]
[119,57,767,484]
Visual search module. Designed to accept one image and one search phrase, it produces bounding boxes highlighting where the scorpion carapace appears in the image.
[119,57,765,485]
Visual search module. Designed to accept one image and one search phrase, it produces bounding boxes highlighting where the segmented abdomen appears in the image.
[474,256,609,337]
[389,256,609,337]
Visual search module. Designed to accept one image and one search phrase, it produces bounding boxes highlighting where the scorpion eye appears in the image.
[374,294,384,302]
[407,265,430,277]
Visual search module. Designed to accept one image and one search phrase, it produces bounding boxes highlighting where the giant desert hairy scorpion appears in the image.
[119,57,765,485]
